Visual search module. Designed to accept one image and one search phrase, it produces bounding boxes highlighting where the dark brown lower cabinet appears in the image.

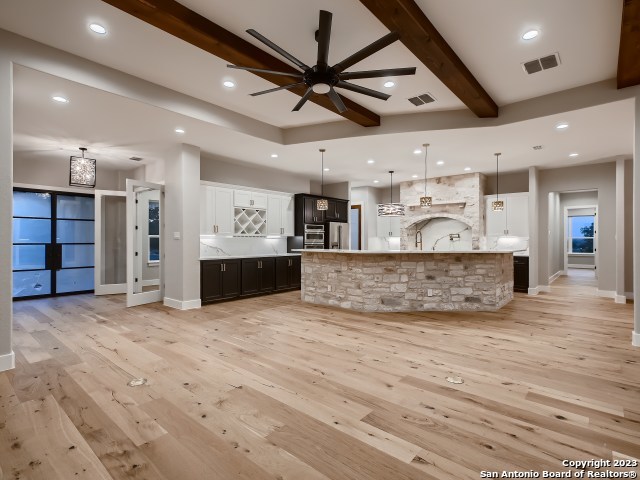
[200,259,241,303]
[275,256,301,290]
[202,255,299,304]
[513,256,529,293]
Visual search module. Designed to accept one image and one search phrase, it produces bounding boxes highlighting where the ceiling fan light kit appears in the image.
[228,10,416,114]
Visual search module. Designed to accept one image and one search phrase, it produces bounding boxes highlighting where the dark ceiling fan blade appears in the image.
[292,87,314,111]
[250,82,305,96]
[340,67,416,80]
[246,29,310,71]
[333,31,400,73]
[327,87,347,113]
[336,81,390,100]
[227,65,303,77]
[316,10,332,69]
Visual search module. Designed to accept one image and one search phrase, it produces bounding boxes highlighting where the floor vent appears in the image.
[522,52,561,75]
[408,93,435,106]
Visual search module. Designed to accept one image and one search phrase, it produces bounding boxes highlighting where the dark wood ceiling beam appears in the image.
[617,0,640,89]
[358,0,498,118]
[100,0,380,127]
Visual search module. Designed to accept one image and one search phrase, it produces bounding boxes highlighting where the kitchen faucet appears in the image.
[415,230,423,250]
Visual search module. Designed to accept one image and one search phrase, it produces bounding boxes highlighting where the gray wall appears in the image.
[538,162,616,291]
[0,53,12,366]
[351,186,384,250]
[201,154,310,194]
[626,160,634,294]
[323,182,350,200]
[485,170,529,195]
[14,153,124,190]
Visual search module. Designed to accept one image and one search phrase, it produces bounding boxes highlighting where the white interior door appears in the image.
[126,179,164,307]
[94,190,126,295]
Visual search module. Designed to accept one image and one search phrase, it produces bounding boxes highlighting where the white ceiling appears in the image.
[13,66,634,187]
[4,0,633,189]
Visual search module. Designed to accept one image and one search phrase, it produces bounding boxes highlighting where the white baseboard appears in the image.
[597,290,616,299]
[527,286,539,295]
[163,297,201,310]
[142,279,160,287]
[633,331,640,347]
[549,271,564,284]
[0,351,15,372]
[567,264,596,269]
[615,295,627,304]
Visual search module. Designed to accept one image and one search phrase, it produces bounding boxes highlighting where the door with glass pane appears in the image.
[12,188,95,299]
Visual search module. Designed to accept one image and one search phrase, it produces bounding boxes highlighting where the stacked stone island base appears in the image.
[300,250,514,312]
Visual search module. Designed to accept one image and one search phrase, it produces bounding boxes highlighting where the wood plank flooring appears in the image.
[1,276,638,479]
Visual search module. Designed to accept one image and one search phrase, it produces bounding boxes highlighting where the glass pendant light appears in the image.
[316,148,328,211]
[492,152,504,211]
[378,170,405,216]
[419,143,432,207]
[69,147,96,188]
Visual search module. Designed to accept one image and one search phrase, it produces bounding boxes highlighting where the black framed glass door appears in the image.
[12,188,95,300]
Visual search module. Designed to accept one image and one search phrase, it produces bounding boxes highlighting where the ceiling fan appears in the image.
[227,10,417,113]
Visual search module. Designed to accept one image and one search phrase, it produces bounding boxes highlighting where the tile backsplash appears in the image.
[200,236,288,258]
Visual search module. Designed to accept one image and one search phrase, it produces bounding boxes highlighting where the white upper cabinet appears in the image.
[267,194,294,236]
[200,185,233,235]
[377,215,401,237]
[485,193,528,237]
[235,189,267,209]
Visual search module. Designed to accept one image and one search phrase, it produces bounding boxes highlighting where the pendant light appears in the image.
[492,152,504,211]
[69,147,96,188]
[378,170,405,216]
[419,143,432,207]
[316,148,328,211]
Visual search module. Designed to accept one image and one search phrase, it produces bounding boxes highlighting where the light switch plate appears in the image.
[173,232,181,240]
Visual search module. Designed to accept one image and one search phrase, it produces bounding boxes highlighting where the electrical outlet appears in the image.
[427,289,433,297]
[328,285,332,292]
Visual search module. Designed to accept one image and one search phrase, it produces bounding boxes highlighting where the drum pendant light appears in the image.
[378,170,405,216]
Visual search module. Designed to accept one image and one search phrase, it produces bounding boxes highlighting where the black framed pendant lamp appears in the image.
[69,147,96,188]
[419,143,432,208]
[317,148,329,211]
[378,170,405,216]
[492,152,504,211]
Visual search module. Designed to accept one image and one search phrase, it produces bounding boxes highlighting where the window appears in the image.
[568,215,594,253]
[148,200,160,262]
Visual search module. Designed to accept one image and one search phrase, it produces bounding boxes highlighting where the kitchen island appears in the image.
[299,250,514,312]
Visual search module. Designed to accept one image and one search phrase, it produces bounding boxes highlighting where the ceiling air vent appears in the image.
[522,52,561,75]
[129,156,143,162]
[408,93,435,106]
[532,145,543,150]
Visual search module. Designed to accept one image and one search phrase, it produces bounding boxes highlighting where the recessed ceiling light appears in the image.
[223,80,235,88]
[413,149,422,155]
[270,153,278,158]
[464,167,471,171]
[367,159,375,164]
[89,23,107,35]
[175,128,185,134]
[555,122,569,130]
[411,174,418,178]
[52,95,69,103]
[569,152,579,157]
[522,29,539,41]
[383,81,395,88]
[323,167,330,172]
[373,180,379,184]
[436,160,444,166]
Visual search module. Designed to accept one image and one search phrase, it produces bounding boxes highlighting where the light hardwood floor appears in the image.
[1,282,638,479]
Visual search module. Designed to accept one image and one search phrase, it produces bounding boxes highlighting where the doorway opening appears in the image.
[350,205,361,250]
[12,188,95,300]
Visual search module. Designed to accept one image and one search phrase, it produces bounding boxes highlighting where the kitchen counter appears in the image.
[200,253,301,260]
[300,250,513,312]
[293,249,522,254]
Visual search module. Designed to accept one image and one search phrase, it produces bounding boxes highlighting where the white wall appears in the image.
[201,154,309,194]
[14,153,124,191]
[0,54,13,370]
[625,160,634,294]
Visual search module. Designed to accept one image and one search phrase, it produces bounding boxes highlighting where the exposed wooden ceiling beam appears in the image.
[100,0,380,127]
[617,0,640,89]
[358,0,498,118]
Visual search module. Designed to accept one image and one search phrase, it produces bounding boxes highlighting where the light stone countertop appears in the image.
[292,249,521,254]
[200,253,301,260]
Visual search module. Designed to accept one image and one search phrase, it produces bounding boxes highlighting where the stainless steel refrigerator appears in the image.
[327,222,350,250]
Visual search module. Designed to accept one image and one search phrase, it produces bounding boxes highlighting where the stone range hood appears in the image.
[399,173,486,250]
